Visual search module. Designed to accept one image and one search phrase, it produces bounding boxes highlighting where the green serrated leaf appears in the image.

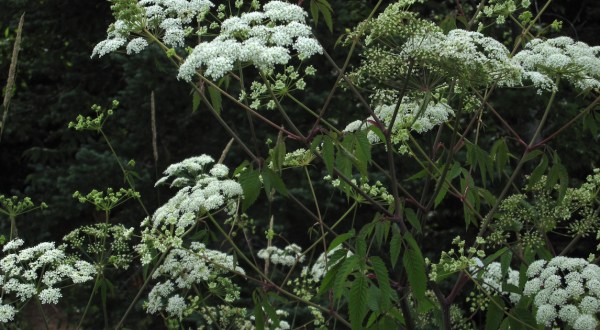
[333,255,358,300]
[233,160,250,176]
[373,218,389,248]
[492,138,509,175]
[440,15,457,33]
[479,188,497,206]
[328,229,355,252]
[253,292,265,330]
[356,237,367,258]
[319,3,333,32]
[349,274,368,330]
[448,161,462,180]
[434,182,449,207]
[318,258,343,295]
[402,234,427,310]
[310,0,319,26]
[556,163,569,203]
[353,130,372,177]
[406,168,428,181]
[485,295,505,330]
[370,256,392,310]
[546,161,560,191]
[262,168,288,197]
[338,134,363,177]
[311,135,323,151]
[269,133,286,173]
[239,168,261,211]
[368,125,386,145]
[207,85,222,115]
[317,0,332,10]
[523,149,543,163]
[500,250,512,278]
[508,307,537,329]
[262,299,280,327]
[366,309,380,328]
[404,208,421,233]
[367,285,381,313]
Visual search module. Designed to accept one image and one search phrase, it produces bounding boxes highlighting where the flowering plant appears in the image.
[3,0,600,329]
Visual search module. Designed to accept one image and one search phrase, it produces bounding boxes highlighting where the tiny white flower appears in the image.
[536,304,556,326]
[126,37,149,54]
[38,287,62,305]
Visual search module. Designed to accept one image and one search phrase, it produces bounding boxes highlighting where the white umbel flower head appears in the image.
[126,37,149,54]
[139,155,243,258]
[524,257,600,328]
[0,241,95,322]
[513,37,600,92]
[177,1,321,81]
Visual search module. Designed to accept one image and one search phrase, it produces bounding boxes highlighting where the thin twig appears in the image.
[218,138,235,164]
[150,91,159,166]
[1,13,25,142]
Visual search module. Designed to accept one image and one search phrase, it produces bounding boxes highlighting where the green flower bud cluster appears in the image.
[195,304,253,329]
[0,195,47,218]
[491,170,600,249]
[72,187,139,212]
[428,236,486,282]
[68,100,119,132]
[480,0,531,25]
[62,223,135,270]
[242,65,316,110]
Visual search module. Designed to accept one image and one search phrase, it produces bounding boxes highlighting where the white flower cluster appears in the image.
[146,242,244,319]
[400,29,523,87]
[523,257,600,329]
[513,36,600,92]
[0,239,96,322]
[476,262,521,304]
[140,0,214,24]
[344,96,454,150]
[92,0,214,57]
[138,155,243,262]
[258,244,305,267]
[178,1,322,81]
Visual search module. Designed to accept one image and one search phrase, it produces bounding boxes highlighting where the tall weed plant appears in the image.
[2,0,600,329]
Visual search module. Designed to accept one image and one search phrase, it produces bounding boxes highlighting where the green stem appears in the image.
[206,214,352,328]
[511,0,554,55]
[287,93,340,133]
[77,271,102,329]
[115,251,169,329]
[477,78,560,237]
[260,72,304,139]
[100,130,150,217]
[9,215,17,241]
[34,297,50,330]
[304,166,328,268]
[309,0,383,134]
